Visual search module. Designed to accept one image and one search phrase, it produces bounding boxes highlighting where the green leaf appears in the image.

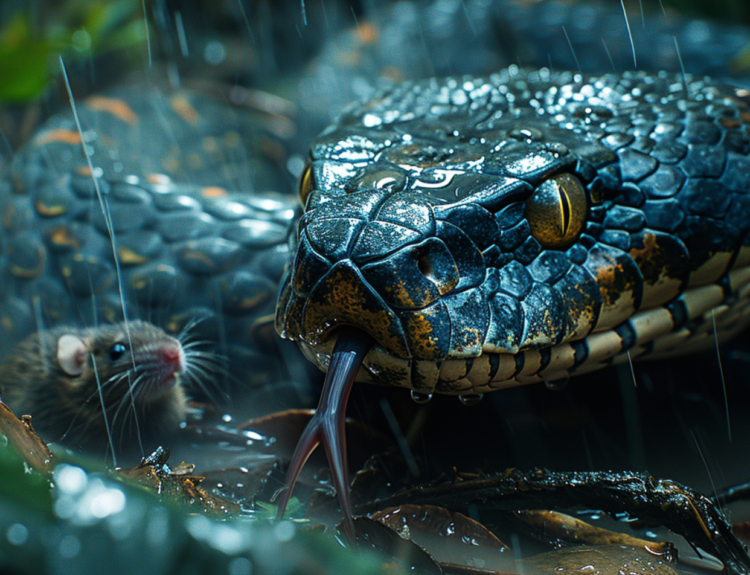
[82,0,140,48]
[0,42,61,102]
[731,42,750,74]
[0,431,53,517]
[255,497,305,519]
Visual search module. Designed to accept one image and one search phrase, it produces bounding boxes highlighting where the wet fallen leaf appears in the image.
[523,545,678,575]
[372,504,512,571]
[118,447,242,517]
[0,400,53,475]
[351,516,443,574]
[514,510,674,557]
[358,469,749,574]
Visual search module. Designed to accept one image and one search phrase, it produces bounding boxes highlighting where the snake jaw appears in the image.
[276,183,500,386]
[301,259,410,358]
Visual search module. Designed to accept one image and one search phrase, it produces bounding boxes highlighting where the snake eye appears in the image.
[525,173,587,250]
[298,161,316,206]
[109,343,127,362]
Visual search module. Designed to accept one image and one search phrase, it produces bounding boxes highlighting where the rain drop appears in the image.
[410,390,433,404]
[6,523,28,546]
[459,394,484,406]
[544,375,570,391]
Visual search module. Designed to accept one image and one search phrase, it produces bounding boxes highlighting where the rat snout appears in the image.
[159,343,186,374]
[135,337,187,398]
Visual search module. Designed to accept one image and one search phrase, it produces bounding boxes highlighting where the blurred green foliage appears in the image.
[0,0,144,102]
[0,431,53,518]
[0,432,384,574]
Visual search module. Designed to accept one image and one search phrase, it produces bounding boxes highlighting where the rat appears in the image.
[0,320,190,456]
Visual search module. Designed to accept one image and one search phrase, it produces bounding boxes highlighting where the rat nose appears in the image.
[160,345,184,372]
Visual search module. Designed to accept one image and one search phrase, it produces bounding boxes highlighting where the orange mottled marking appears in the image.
[182,251,215,269]
[36,129,82,146]
[147,173,172,185]
[720,117,741,129]
[171,96,199,125]
[629,232,659,268]
[595,261,626,305]
[50,227,81,249]
[357,22,379,44]
[85,96,139,125]
[34,201,66,217]
[201,186,227,198]
[118,246,150,265]
[76,166,92,176]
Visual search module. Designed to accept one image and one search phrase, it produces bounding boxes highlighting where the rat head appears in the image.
[57,320,186,404]
[276,72,650,394]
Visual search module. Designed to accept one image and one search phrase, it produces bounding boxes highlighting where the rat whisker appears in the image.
[180,341,217,353]
[182,351,232,402]
[108,372,146,432]
[183,367,227,405]
[0,320,191,458]
[176,315,212,343]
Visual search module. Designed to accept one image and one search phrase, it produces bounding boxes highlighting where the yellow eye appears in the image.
[298,161,315,206]
[525,173,587,250]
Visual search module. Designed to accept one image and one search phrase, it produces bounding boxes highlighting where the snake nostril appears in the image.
[410,240,460,296]
[417,254,436,284]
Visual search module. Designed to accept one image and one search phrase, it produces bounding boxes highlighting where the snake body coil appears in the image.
[0,86,298,392]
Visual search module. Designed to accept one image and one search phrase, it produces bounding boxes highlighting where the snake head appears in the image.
[276,72,669,393]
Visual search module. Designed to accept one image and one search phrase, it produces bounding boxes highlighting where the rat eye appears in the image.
[525,173,587,250]
[298,160,315,206]
[109,343,127,362]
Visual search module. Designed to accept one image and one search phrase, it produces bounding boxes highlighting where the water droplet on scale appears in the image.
[544,376,570,391]
[458,394,484,406]
[410,390,433,404]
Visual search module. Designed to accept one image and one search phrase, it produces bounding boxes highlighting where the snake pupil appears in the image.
[525,173,587,250]
[560,185,572,236]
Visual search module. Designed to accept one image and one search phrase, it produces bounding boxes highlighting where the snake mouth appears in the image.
[276,248,493,393]
[275,191,492,370]
[275,211,493,388]
[295,326,376,375]
[277,257,412,360]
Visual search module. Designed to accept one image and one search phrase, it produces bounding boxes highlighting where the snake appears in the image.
[279,67,750,395]
[1,0,750,542]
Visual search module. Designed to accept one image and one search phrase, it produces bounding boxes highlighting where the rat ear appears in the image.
[57,334,89,377]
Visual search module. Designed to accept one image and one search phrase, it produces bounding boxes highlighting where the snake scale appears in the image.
[1,0,750,539]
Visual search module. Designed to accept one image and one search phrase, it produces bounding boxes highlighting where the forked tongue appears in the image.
[275,329,374,545]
